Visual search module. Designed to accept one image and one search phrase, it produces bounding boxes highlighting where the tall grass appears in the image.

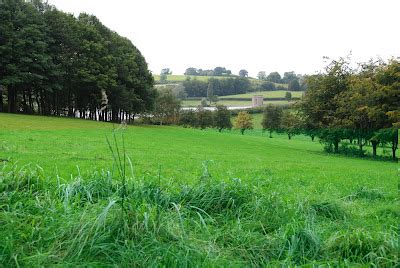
[0,137,398,266]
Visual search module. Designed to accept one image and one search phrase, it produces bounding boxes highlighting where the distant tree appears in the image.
[285,91,292,101]
[161,68,172,75]
[239,69,248,78]
[184,67,198,76]
[288,79,301,91]
[214,67,227,76]
[159,73,167,84]
[267,72,282,83]
[276,85,287,91]
[214,105,232,132]
[282,71,297,83]
[179,109,197,127]
[207,81,214,105]
[196,107,214,129]
[154,90,181,125]
[200,97,208,107]
[234,111,253,135]
[172,84,187,99]
[281,111,301,139]
[262,105,283,138]
[261,81,276,91]
[257,71,267,80]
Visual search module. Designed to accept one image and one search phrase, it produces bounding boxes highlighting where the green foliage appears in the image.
[257,71,267,80]
[0,0,155,121]
[280,111,302,139]
[285,91,292,101]
[153,89,181,125]
[267,72,282,83]
[261,81,276,91]
[179,109,197,127]
[196,107,214,129]
[297,57,399,159]
[213,105,232,132]
[262,104,283,138]
[234,111,253,134]
[288,79,301,91]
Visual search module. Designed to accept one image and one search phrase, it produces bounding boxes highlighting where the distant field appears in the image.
[220,90,304,99]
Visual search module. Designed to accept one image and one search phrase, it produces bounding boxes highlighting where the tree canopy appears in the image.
[298,57,399,159]
[0,0,155,122]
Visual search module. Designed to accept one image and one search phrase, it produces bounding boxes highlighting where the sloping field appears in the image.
[0,113,398,266]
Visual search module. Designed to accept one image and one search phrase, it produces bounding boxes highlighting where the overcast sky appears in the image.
[47,0,399,77]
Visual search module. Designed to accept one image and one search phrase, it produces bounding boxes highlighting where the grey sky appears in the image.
[47,0,399,77]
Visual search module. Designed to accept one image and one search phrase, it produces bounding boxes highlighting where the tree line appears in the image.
[184,67,232,77]
[261,58,399,160]
[182,77,251,97]
[0,0,155,122]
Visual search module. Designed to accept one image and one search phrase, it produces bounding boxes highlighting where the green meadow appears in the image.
[0,113,398,266]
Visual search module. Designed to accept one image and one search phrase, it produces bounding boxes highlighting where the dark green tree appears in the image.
[214,105,232,132]
[262,104,283,138]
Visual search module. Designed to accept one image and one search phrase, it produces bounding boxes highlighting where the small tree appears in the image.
[262,104,283,138]
[239,69,248,77]
[214,105,232,132]
[285,91,292,101]
[154,90,181,125]
[160,73,167,84]
[288,79,301,91]
[196,107,214,129]
[257,71,267,80]
[200,98,208,107]
[281,111,301,139]
[179,109,197,127]
[207,81,214,105]
[234,111,253,135]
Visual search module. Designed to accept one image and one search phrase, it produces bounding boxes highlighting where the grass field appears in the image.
[0,113,398,266]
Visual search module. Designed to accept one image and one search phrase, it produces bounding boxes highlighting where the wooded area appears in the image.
[0,0,155,122]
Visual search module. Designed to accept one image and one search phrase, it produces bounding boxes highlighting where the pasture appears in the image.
[0,113,398,266]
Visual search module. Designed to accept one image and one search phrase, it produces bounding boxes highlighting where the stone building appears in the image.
[252,95,263,107]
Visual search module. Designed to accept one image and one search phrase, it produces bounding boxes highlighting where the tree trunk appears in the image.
[269,130,272,138]
[8,86,16,113]
[334,141,339,153]
[392,129,398,160]
[311,135,315,142]
[0,90,4,112]
[371,140,378,157]
[288,134,291,140]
